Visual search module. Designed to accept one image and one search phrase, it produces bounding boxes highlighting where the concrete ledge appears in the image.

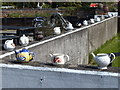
[1,63,119,88]
[0,63,119,77]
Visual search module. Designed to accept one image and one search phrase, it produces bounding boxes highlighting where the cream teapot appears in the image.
[19,34,29,46]
[91,53,115,69]
[4,39,15,51]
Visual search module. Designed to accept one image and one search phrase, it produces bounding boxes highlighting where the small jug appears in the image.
[49,53,69,65]
[53,27,61,35]
[91,53,115,69]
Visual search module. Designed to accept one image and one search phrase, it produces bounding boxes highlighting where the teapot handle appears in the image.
[29,52,35,59]
[110,53,115,63]
[65,54,70,62]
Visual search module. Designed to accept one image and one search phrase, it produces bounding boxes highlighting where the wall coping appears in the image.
[0,16,117,59]
[0,63,119,77]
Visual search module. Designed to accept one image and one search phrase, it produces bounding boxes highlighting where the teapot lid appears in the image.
[97,53,108,56]
[20,48,29,53]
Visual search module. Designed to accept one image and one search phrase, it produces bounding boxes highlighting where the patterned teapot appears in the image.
[49,53,69,65]
[15,48,35,63]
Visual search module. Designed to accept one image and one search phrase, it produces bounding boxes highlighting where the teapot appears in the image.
[90,19,95,24]
[49,53,69,65]
[101,15,105,20]
[91,53,115,69]
[76,22,82,27]
[4,39,15,51]
[108,13,113,17]
[35,31,44,40]
[95,17,101,22]
[64,22,74,30]
[83,20,88,26]
[53,27,61,35]
[19,34,29,46]
[15,48,35,63]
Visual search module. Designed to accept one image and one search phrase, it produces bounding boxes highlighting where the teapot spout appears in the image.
[91,52,96,58]
[49,54,53,57]
[15,50,19,55]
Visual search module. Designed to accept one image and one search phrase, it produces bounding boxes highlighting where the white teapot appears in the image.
[53,27,61,35]
[95,17,101,22]
[65,22,74,30]
[90,19,95,24]
[83,20,88,26]
[4,39,15,51]
[108,13,113,17]
[49,53,69,65]
[91,53,115,69]
[19,34,29,46]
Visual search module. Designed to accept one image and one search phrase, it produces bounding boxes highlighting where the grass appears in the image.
[89,33,120,67]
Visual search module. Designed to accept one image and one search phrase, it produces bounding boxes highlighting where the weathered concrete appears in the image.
[1,16,118,65]
[88,16,118,52]
[1,64,119,88]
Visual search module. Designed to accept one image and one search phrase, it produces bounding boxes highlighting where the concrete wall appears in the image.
[1,16,118,65]
[88,16,118,52]
[28,28,89,65]
[28,16,117,65]
[1,64,119,88]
